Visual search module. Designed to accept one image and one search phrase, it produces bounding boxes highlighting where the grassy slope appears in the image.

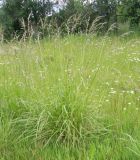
[0,35,140,159]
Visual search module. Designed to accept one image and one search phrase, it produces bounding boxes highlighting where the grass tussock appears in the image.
[0,35,140,159]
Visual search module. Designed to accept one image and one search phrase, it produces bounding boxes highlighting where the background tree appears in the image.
[0,0,139,39]
[0,0,52,39]
[92,0,118,33]
[119,0,140,28]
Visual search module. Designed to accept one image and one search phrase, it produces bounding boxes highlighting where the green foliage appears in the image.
[119,0,140,28]
[93,0,118,32]
[50,0,97,35]
[0,0,140,39]
[0,0,52,39]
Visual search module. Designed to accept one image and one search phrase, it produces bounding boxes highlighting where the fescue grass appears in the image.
[0,34,140,159]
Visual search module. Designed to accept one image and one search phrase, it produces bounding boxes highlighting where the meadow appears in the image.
[0,34,140,159]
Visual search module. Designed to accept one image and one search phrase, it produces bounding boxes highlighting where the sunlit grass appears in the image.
[0,35,140,159]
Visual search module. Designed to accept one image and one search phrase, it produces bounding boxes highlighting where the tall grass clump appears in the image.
[0,34,140,159]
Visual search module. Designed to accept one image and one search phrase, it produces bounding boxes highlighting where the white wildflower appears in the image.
[123,107,126,111]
